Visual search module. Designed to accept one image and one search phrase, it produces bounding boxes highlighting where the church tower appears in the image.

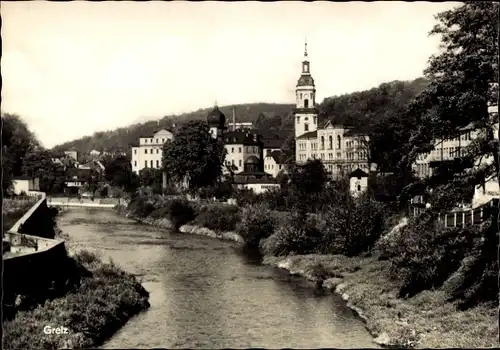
[207,101,226,139]
[294,40,318,138]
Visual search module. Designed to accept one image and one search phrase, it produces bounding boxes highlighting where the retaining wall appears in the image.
[8,192,57,239]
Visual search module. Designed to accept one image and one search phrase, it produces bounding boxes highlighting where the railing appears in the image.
[410,198,499,228]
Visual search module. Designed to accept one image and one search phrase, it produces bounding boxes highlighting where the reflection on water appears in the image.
[58,208,378,349]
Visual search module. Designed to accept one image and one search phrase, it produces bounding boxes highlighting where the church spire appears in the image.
[304,39,308,60]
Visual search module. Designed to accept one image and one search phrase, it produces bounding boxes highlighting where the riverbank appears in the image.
[3,250,150,349]
[263,254,498,349]
[119,196,498,349]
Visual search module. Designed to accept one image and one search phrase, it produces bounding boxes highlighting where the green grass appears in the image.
[2,250,150,350]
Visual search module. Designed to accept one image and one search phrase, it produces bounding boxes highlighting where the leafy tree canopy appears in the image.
[162,121,226,192]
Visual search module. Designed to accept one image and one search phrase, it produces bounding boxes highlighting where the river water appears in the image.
[58,208,377,349]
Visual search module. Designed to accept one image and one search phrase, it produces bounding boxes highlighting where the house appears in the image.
[12,176,40,195]
[264,150,288,178]
[89,149,101,157]
[472,175,499,208]
[64,168,92,195]
[223,130,263,174]
[233,156,280,193]
[293,42,370,178]
[130,128,174,174]
[64,150,78,161]
[349,168,369,198]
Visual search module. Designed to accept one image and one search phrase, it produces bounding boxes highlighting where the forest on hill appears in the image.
[52,77,429,157]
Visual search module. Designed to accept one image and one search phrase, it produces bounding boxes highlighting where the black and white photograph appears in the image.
[1,1,499,349]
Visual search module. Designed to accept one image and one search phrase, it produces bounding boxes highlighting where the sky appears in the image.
[2,1,460,148]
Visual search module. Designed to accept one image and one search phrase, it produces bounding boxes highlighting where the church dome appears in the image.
[207,106,226,128]
[297,74,315,87]
[245,156,259,165]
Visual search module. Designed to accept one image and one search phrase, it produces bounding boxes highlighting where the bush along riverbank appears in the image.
[3,250,150,349]
[123,193,498,348]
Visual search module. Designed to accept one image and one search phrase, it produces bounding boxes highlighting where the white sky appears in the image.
[1,1,459,148]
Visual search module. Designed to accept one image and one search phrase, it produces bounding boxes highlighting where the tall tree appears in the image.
[104,155,139,193]
[400,2,499,209]
[162,121,226,192]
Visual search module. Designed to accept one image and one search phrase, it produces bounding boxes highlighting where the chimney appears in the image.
[232,106,236,131]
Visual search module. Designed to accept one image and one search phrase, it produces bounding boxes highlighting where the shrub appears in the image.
[388,215,482,299]
[193,204,241,232]
[448,211,499,309]
[237,203,277,249]
[234,188,261,207]
[148,198,195,229]
[261,211,323,256]
[126,196,155,218]
[315,193,388,256]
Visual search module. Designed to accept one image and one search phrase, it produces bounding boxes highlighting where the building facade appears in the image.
[264,150,287,178]
[223,131,262,174]
[293,42,370,178]
[131,128,174,174]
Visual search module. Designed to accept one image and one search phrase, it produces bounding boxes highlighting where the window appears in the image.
[320,153,325,160]
[145,149,148,154]
[151,149,153,154]
[300,93,303,99]
[320,136,325,150]
[156,138,158,143]
[232,159,235,165]
[150,139,153,143]
[304,99,309,108]
[358,185,361,191]
[134,149,137,154]
[304,123,309,132]
[232,147,234,153]
[156,160,159,168]
[134,161,137,167]
[145,160,148,168]
[329,135,333,149]
[156,149,159,154]
[162,138,165,143]
[150,160,153,168]
[145,139,148,144]
[297,116,300,123]
[337,135,341,149]
[239,159,242,167]
[239,147,242,153]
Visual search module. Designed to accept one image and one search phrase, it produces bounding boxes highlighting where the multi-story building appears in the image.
[294,42,370,178]
[64,150,78,161]
[412,125,479,178]
[223,131,262,174]
[131,128,174,173]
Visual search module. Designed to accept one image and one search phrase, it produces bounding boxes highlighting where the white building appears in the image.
[131,128,174,173]
[264,150,287,178]
[349,168,369,198]
[293,42,370,178]
[64,150,78,161]
[12,176,40,195]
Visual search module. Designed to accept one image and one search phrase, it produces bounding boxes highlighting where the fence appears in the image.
[410,198,499,228]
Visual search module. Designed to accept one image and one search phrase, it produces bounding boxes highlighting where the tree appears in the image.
[399,2,499,209]
[1,113,40,195]
[104,155,139,193]
[162,121,226,192]
[21,150,60,194]
[138,168,163,194]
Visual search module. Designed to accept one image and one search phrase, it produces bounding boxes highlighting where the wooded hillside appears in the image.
[52,78,429,156]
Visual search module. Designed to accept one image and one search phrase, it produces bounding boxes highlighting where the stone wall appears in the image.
[8,193,58,239]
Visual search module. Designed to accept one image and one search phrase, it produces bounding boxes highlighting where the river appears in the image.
[58,207,377,349]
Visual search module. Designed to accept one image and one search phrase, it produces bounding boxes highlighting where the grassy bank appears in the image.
[123,193,498,348]
[264,254,498,348]
[3,250,150,349]
[2,201,35,234]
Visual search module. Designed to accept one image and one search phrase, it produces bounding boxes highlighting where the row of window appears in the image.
[133,148,162,155]
[133,160,161,169]
[264,164,283,171]
[228,146,259,153]
[299,152,368,161]
[226,159,243,167]
[298,136,362,151]
[143,138,167,144]
[418,147,464,161]
[296,116,317,124]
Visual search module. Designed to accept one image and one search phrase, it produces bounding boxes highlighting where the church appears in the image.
[293,42,370,179]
